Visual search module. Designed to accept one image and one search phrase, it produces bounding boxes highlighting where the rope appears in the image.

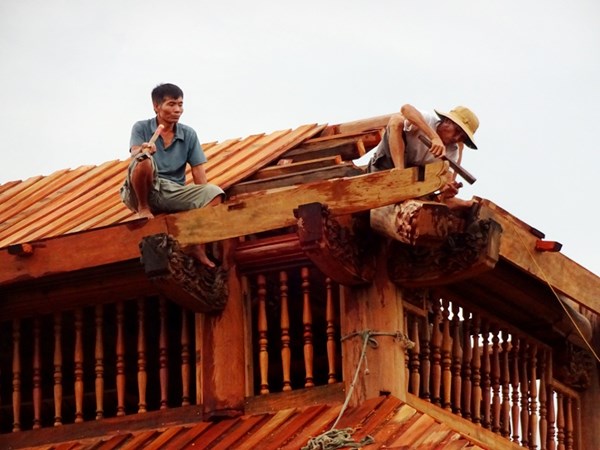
[508,217,600,363]
[301,330,414,450]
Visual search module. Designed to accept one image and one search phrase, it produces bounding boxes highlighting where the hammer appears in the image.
[418,135,477,184]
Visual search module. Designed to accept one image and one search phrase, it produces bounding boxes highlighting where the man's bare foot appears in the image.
[137,208,154,219]
[189,245,216,268]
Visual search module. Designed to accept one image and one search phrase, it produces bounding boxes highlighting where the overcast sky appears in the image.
[1,0,599,277]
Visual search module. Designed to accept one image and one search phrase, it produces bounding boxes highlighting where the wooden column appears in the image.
[202,239,245,419]
[339,243,407,406]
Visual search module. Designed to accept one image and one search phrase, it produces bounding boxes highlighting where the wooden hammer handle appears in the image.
[417,135,477,184]
[148,124,164,145]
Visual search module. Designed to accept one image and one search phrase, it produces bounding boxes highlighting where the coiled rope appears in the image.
[301,330,414,450]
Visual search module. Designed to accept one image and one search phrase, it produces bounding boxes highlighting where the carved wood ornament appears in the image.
[139,233,228,313]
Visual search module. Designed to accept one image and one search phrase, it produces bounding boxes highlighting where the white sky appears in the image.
[1,0,599,277]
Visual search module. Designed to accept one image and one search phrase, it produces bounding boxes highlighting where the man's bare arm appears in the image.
[400,104,445,157]
[191,164,209,185]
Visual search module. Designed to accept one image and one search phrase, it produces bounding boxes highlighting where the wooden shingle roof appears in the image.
[0,123,326,249]
[12,395,520,450]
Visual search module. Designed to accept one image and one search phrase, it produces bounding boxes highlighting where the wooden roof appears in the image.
[0,124,325,249]
[12,395,520,450]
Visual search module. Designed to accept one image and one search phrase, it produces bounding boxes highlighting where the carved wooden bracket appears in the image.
[139,233,228,313]
[389,218,502,287]
[554,342,594,391]
[294,202,375,286]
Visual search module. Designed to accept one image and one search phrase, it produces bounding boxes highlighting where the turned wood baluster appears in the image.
[181,310,191,406]
[431,300,442,407]
[74,309,84,423]
[32,317,42,429]
[565,396,573,450]
[556,391,565,450]
[471,314,482,425]
[491,326,501,434]
[421,318,432,401]
[451,305,462,415]
[441,299,452,411]
[539,350,548,450]
[94,305,104,420]
[520,341,530,448]
[461,313,472,419]
[257,274,269,394]
[500,330,511,438]
[547,384,556,450]
[302,267,314,388]
[280,271,292,391]
[409,318,421,396]
[12,319,21,432]
[325,277,337,384]
[137,299,148,413]
[195,313,203,405]
[53,313,63,426]
[511,338,521,444]
[159,298,169,410]
[115,301,126,416]
[481,320,491,429]
[529,344,539,449]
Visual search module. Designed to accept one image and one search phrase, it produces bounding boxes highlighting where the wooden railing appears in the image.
[0,265,340,434]
[0,297,202,433]
[246,266,341,395]
[405,294,581,450]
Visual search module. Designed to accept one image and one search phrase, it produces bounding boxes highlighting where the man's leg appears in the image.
[386,115,407,169]
[130,157,155,219]
[188,194,223,268]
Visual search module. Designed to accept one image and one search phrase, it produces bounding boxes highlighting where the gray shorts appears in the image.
[120,155,225,214]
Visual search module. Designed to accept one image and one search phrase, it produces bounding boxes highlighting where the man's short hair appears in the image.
[152,83,184,105]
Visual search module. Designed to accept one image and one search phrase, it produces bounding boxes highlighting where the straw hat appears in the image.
[435,106,479,149]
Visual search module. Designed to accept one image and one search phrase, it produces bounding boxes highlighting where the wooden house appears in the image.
[0,114,598,449]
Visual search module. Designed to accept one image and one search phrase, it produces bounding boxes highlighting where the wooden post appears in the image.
[202,239,245,419]
[339,243,407,406]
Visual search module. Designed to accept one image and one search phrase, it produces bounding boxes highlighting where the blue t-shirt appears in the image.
[130,117,207,185]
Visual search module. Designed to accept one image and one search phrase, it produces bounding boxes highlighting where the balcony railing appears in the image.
[405,293,581,450]
[0,264,340,434]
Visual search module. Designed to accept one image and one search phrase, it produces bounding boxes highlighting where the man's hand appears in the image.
[438,181,462,200]
[140,142,157,155]
[429,135,446,158]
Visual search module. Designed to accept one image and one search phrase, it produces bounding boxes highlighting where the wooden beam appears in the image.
[281,130,382,162]
[0,218,168,286]
[370,200,451,246]
[167,160,450,247]
[476,198,600,314]
[0,162,449,287]
[227,163,364,197]
[249,155,342,180]
[234,233,309,274]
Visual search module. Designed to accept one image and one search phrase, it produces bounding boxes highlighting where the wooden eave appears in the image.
[1,391,522,450]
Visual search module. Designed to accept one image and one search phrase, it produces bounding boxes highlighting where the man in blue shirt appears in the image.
[120,83,224,267]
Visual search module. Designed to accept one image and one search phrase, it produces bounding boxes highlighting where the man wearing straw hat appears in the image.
[120,83,225,267]
[367,104,479,208]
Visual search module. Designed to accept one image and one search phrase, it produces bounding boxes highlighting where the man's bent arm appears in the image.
[191,164,209,185]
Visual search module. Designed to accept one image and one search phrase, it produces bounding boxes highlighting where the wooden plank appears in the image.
[477,198,600,314]
[167,160,449,246]
[227,163,364,196]
[244,383,345,415]
[281,131,381,163]
[336,114,393,135]
[250,155,342,180]
[407,393,525,450]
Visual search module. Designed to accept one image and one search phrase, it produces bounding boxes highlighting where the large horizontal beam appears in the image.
[167,161,449,247]
[0,162,449,286]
